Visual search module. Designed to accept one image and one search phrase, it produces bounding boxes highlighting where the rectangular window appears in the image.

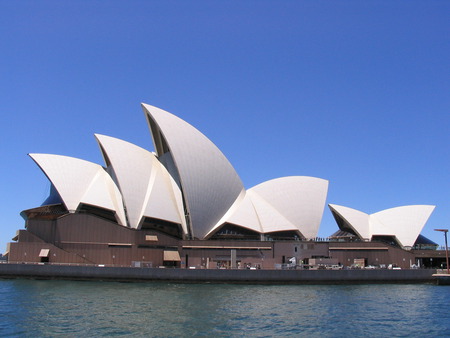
[39,249,50,257]
[163,250,181,261]
[145,235,158,241]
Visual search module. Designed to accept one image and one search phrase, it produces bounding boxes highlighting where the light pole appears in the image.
[434,229,449,275]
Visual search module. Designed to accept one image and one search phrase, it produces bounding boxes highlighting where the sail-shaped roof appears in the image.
[142,103,245,239]
[329,204,435,248]
[372,205,435,248]
[29,153,126,226]
[207,176,328,239]
[328,204,371,239]
[28,103,331,240]
[95,134,187,232]
[250,176,328,239]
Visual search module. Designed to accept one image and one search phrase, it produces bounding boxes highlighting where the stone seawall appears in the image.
[0,263,439,284]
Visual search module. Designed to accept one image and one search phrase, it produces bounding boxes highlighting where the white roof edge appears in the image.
[142,103,244,239]
[94,133,187,232]
[329,203,436,248]
[328,204,370,240]
[29,153,127,226]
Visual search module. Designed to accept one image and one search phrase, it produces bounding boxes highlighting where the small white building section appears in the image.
[29,153,127,226]
[329,204,435,248]
[142,103,245,239]
[95,134,187,233]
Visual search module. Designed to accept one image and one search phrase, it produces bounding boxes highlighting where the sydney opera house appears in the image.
[5,104,445,269]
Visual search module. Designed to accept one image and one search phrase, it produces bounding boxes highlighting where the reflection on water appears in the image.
[1,280,449,337]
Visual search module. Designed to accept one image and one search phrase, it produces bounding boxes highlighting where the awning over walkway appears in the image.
[163,250,181,261]
[39,249,50,257]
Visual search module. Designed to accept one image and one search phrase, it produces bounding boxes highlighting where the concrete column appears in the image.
[231,249,237,269]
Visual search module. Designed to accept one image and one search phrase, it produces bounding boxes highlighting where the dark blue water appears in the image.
[1,280,449,337]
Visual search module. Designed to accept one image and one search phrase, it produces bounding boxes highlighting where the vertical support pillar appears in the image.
[231,249,237,269]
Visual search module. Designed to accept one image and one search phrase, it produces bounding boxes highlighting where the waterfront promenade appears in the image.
[0,263,439,284]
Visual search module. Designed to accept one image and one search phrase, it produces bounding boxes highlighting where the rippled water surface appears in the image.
[1,279,449,337]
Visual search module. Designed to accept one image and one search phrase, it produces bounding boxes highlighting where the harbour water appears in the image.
[1,279,449,337]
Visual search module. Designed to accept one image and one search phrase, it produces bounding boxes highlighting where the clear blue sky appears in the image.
[1,1,449,251]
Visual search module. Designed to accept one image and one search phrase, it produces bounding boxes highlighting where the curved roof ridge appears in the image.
[371,205,435,248]
[95,134,186,232]
[250,176,329,239]
[328,204,370,240]
[248,190,300,234]
[329,203,436,248]
[29,153,126,226]
[142,103,244,239]
[205,190,251,237]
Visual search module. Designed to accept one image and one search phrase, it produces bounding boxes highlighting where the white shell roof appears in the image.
[371,205,435,248]
[207,176,329,239]
[251,176,329,238]
[142,103,245,239]
[329,204,435,248]
[210,191,262,234]
[29,103,332,240]
[328,204,371,239]
[247,190,300,234]
[95,134,187,232]
[29,153,126,226]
